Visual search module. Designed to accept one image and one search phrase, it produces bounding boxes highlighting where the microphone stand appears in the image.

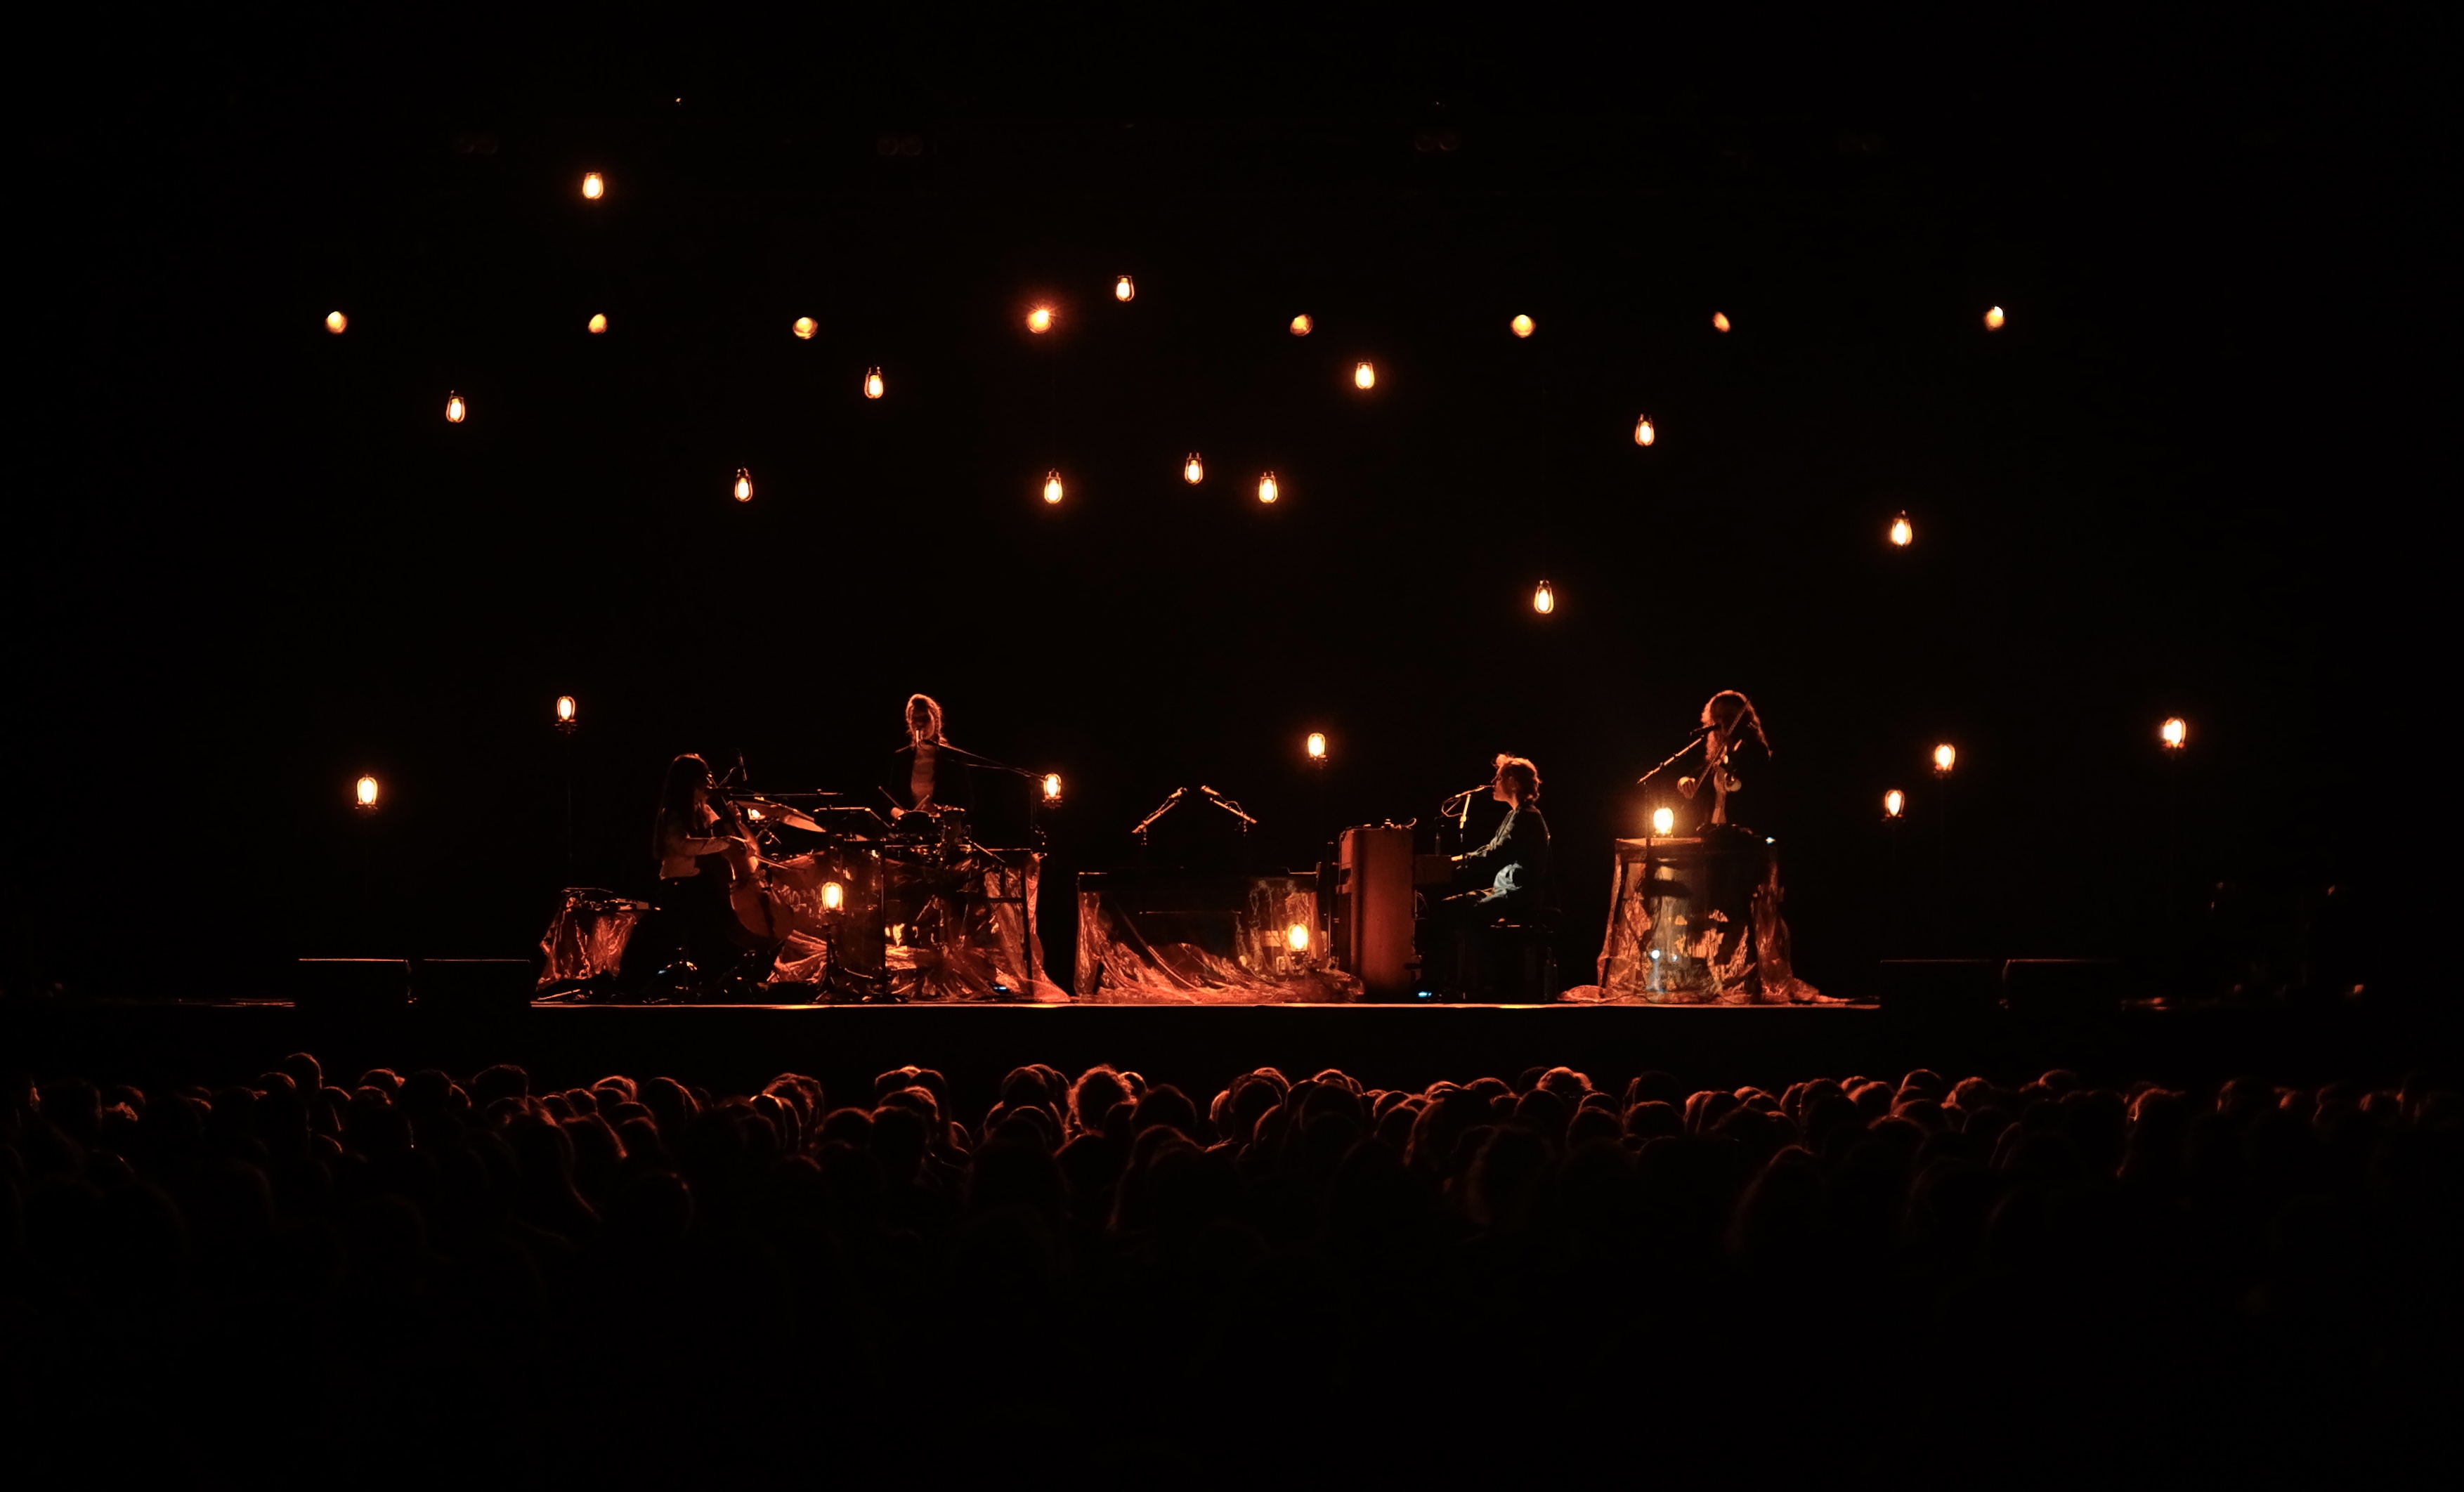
[1636,731,1710,786]
[1130,787,1189,845]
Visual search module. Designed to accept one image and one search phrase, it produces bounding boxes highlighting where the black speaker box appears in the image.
[1878,959,2001,1018]
[294,958,411,1012]
[415,958,538,1016]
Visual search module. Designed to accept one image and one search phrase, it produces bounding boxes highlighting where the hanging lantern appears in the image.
[1305,731,1327,764]
[2160,717,2187,751]
[1043,773,1064,804]
[1286,923,1311,953]
[1354,361,1376,390]
[581,171,605,200]
[733,469,752,502]
[1115,275,1135,302]
[325,311,348,334]
[864,367,884,399]
[1984,306,2007,331]
[555,695,578,732]
[444,391,466,424]
[1026,306,1054,334]
[355,775,381,811]
[1511,314,1534,339]
[1257,471,1279,504]
[1289,314,1312,336]
[1889,511,1913,548]
[587,313,608,334]
[1042,471,1064,505]
[793,316,818,340]
[1184,453,1204,485]
[1532,579,1555,615]
[1933,744,1957,776]
[1884,789,1905,818]
[821,881,845,912]
[1712,311,1732,332]
[1650,806,1675,837]
[1634,415,1656,447]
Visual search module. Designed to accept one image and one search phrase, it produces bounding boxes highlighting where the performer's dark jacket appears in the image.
[883,742,979,815]
[1459,801,1549,913]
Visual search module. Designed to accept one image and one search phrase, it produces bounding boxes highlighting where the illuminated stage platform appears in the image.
[9,998,2443,1113]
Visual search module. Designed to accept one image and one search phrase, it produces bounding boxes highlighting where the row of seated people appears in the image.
[8,1052,2457,1475]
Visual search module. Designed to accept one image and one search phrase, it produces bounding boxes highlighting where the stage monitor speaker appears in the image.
[294,958,410,1013]
[1877,959,2000,1019]
[2003,959,2124,1017]
[415,958,537,1016]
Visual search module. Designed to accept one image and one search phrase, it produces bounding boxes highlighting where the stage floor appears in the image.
[10,997,2444,1112]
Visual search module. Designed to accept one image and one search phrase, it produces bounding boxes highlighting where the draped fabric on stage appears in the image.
[535,890,648,990]
[766,849,1067,1002]
[1571,835,1823,1005]
[1076,873,1361,1003]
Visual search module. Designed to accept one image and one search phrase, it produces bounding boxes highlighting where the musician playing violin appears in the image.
[1677,690,1774,834]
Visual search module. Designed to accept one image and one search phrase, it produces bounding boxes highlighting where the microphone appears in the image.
[1439,783,1487,809]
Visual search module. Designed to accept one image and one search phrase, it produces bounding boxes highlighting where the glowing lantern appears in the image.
[1043,773,1064,804]
[1027,306,1054,334]
[1286,923,1311,953]
[1115,276,1135,302]
[1889,511,1913,547]
[1985,306,2007,331]
[587,313,608,334]
[864,367,884,399]
[1290,314,1312,336]
[734,469,752,503]
[1650,806,1675,837]
[1511,314,1534,339]
[555,695,578,732]
[355,775,381,811]
[581,171,604,200]
[444,391,466,424]
[1884,789,1905,818]
[325,311,347,334]
[793,317,817,340]
[1354,361,1376,390]
[1933,744,1957,776]
[2160,717,2187,750]
[1305,731,1327,764]
[1184,453,1204,485]
[1532,579,1555,615]
[1042,471,1064,505]
[1712,312,1731,332]
[1257,471,1279,504]
[1634,415,1656,447]
[821,881,845,912]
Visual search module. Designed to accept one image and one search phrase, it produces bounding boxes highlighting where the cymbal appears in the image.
[736,797,827,833]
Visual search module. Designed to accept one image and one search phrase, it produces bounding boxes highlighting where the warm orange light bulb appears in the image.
[1884,789,1905,818]
[863,367,884,399]
[1286,923,1310,953]
[1043,471,1064,505]
[1985,306,2007,330]
[444,391,466,424]
[1115,275,1135,302]
[2161,717,2187,750]
[793,316,817,340]
[587,313,608,334]
[1634,415,1656,447]
[1354,361,1376,390]
[1712,311,1731,332]
[734,469,752,502]
[356,775,381,809]
[1257,471,1279,504]
[1289,314,1312,336]
[1305,731,1326,761]
[1043,773,1064,803]
[821,881,845,912]
[1511,314,1534,338]
[1532,580,1555,615]
[581,171,605,200]
[1027,306,1054,334]
[1933,744,1957,776]
[325,310,347,334]
[556,695,576,724]
[1184,453,1204,485]
[1889,511,1913,548]
[1650,806,1674,837]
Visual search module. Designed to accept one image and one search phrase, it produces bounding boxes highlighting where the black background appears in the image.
[7,4,2442,997]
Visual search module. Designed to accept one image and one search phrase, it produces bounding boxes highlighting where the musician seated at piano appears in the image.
[1677,689,1774,834]
[884,693,978,820]
[1448,754,1550,917]
[651,752,758,962]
